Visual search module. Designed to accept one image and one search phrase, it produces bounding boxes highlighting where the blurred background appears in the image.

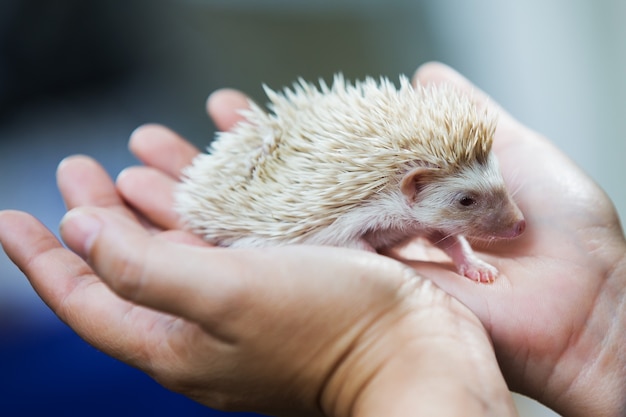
[1,1,624,416]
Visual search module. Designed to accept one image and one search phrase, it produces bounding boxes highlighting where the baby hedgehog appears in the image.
[176,74,526,283]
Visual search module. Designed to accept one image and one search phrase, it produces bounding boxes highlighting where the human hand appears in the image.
[118,65,626,416]
[403,63,626,417]
[0,91,518,416]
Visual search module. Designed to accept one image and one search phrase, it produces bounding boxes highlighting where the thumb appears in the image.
[60,207,251,331]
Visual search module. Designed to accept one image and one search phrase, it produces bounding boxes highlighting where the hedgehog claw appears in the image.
[429,234,499,283]
[459,260,499,283]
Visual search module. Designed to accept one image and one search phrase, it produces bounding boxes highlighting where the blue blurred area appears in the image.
[0,317,254,416]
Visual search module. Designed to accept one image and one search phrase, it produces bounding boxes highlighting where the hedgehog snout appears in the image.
[486,208,526,239]
[512,218,526,236]
[498,218,526,239]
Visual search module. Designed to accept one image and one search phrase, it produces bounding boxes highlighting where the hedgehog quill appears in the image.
[176,75,525,283]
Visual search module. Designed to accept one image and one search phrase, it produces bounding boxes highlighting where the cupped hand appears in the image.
[0,88,518,417]
[407,63,626,417]
[118,66,626,417]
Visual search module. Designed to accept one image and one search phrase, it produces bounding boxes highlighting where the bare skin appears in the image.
[1,62,625,416]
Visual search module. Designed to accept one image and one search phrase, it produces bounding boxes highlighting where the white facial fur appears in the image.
[410,153,524,240]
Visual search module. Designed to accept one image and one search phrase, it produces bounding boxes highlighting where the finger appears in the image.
[57,156,135,219]
[413,62,479,96]
[116,166,182,230]
[0,210,98,313]
[128,124,200,180]
[156,229,210,246]
[412,62,501,113]
[0,211,211,372]
[60,206,250,339]
[206,88,251,131]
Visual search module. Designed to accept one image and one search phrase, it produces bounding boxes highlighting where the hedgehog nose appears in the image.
[513,219,526,236]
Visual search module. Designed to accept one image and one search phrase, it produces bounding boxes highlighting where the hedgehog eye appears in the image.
[459,196,476,207]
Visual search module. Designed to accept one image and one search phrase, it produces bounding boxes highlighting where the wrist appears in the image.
[320,278,517,417]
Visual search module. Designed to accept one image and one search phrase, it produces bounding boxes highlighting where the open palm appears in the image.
[406,63,626,413]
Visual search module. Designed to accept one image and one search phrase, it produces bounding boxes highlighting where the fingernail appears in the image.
[60,209,102,258]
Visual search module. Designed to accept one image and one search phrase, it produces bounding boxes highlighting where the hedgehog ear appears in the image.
[400,167,439,203]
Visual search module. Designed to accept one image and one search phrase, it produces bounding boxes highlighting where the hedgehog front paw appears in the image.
[458,258,499,283]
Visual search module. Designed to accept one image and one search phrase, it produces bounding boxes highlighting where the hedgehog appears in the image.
[175,74,526,283]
